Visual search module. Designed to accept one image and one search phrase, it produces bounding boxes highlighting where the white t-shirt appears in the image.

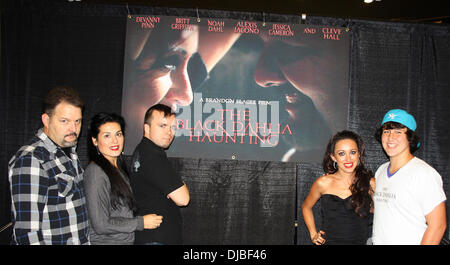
[372,157,446,245]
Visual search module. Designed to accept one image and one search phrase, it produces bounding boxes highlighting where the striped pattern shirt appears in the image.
[8,128,89,244]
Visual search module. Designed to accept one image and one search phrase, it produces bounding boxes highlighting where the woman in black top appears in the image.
[302,130,375,245]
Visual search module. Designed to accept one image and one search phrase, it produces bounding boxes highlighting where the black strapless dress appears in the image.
[320,194,372,245]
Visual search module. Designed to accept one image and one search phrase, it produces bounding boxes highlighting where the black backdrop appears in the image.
[1,0,449,245]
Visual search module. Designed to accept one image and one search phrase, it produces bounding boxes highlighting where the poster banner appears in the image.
[122,15,349,162]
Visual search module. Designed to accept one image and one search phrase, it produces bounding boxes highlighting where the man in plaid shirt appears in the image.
[8,87,89,244]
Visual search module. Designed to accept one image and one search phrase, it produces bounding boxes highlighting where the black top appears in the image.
[130,137,184,245]
[320,194,372,245]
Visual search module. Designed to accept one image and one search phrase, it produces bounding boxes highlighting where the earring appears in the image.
[333,161,337,170]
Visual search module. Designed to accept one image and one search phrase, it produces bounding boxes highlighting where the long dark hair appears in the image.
[88,112,136,212]
[323,130,373,218]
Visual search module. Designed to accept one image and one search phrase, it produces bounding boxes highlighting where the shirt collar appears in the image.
[142,137,164,152]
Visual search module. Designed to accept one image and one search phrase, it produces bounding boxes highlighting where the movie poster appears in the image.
[122,15,349,162]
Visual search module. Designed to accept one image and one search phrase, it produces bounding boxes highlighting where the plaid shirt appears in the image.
[8,128,89,245]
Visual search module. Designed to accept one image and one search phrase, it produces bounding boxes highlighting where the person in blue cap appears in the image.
[372,109,447,244]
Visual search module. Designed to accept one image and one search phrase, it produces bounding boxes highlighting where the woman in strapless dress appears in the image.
[302,130,376,245]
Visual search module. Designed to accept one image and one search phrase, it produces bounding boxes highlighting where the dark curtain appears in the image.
[172,158,296,244]
[1,0,449,244]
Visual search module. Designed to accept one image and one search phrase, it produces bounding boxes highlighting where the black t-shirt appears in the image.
[130,137,184,245]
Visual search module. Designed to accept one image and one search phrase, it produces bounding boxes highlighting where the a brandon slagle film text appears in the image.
[175,93,289,147]
[183,248,267,263]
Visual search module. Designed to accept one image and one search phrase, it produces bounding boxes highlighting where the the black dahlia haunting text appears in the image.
[176,93,289,147]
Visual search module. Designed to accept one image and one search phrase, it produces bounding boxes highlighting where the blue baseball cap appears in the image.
[381,109,417,131]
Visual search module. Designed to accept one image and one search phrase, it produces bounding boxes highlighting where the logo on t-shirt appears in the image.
[374,187,396,203]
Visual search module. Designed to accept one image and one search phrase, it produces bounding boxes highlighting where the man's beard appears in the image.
[61,133,78,147]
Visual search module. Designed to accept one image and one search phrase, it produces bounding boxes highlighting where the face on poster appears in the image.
[121,15,349,163]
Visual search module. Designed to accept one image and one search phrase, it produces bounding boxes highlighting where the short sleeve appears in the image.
[415,166,446,216]
[139,151,183,196]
